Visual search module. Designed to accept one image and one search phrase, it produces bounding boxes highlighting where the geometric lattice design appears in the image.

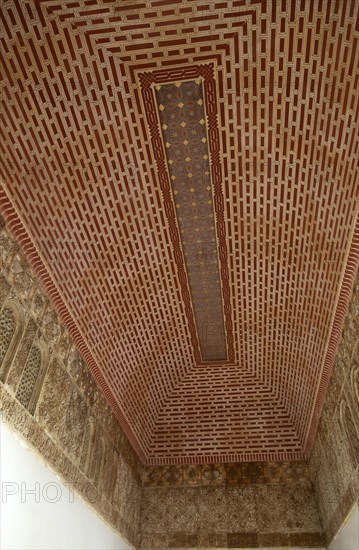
[16,345,41,410]
[155,80,227,362]
[142,460,310,487]
[0,307,15,373]
[1,0,359,464]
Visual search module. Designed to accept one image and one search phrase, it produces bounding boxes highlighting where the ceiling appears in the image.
[1,0,359,465]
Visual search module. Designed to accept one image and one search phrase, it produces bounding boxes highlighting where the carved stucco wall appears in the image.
[0,218,143,548]
[309,269,359,546]
[139,461,323,549]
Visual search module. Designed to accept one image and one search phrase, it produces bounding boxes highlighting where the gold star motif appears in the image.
[180,121,186,127]
[201,137,207,143]
[190,187,195,193]
[175,82,182,88]
[165,142,171,148]
[183,139,189,145]
[187,172,193,178]
[197,98,203,106]
[162,123,168,130]
[159,104,165,111]
[195,78,201,85]
[176,204,180,209]
[155,85,161,91]
[192,202,196,207]
[208,200,212,205]
[168,159,174,165]
[206,185,211,191]
[178,101,184,108]
[205,170,210,175]
[174,190,178,195]
[199,118,205,125]
[203,154,208,160]
[185,157,191,162]
[193,215,198,220]
[171,175,176,180]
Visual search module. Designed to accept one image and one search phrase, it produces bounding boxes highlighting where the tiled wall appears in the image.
[140,461,323,549]
[309,270,359,546]
[0,219,143,548]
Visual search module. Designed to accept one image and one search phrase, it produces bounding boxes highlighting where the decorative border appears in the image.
[145,450,305,467]
[138,64,235,365]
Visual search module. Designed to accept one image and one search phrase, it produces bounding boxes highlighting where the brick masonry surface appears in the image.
[1,0,358,464]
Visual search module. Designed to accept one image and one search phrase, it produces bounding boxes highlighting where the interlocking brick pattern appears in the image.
[1,0,359,464]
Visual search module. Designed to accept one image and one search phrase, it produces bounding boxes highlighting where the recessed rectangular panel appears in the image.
[155,80,227,362]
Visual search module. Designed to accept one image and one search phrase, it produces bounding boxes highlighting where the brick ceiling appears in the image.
[1,0,359,465]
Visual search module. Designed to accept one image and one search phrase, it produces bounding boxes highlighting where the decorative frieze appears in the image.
[309,268,359,545]
[143,460,311,487]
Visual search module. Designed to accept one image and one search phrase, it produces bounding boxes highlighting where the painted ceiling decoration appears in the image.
[140,67,233,364]
[156,78,228,364]
[0,0,359,465]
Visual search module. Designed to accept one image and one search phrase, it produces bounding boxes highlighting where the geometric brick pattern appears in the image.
[1,0,359,464]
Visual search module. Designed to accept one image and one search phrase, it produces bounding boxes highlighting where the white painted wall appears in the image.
[0,422,133,550]
[329,502,359,550]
